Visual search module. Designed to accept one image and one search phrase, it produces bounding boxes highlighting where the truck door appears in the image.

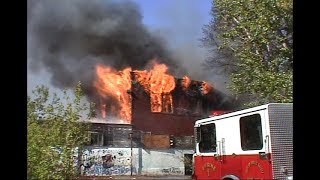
[239,112,272,179]
[194,123,222,179]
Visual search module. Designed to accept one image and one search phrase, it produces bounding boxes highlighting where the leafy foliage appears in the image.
[27,82,94,179]
[201,0,293,106]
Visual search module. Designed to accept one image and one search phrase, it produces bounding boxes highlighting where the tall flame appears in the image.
[134,62,175,112]
[94,65,132,123]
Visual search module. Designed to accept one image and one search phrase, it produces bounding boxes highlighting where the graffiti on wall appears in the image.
[161,167,183,175]
[79,148,191,176]
[81,148,136,175]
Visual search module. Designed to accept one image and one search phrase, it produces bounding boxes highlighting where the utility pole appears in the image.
[129,132,133,176]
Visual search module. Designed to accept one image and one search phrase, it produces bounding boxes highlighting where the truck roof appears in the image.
[194,103,292,127]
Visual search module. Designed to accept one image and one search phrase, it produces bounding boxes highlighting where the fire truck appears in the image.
[192,103,293,180]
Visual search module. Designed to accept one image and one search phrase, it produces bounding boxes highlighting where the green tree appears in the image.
[27,82,94,179]
[201,0,293,107]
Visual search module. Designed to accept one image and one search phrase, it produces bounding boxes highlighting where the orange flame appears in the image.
[94,65,132,123]
[181,76,191,90]
[200,81,213,95]
[134,62,175,112]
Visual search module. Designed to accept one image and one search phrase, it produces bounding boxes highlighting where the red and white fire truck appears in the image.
[192,103,293,180]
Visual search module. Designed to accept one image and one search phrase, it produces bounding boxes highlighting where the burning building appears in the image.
[78,60,238,177]
[91,60,237,137]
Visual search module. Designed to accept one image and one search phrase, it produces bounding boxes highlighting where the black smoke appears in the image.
[28,0,180,95]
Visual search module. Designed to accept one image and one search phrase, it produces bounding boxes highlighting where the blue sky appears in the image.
[133,0,211,27]
[132,0,212,47]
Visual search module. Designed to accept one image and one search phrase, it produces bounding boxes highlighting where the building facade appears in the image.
[79,77,238,176]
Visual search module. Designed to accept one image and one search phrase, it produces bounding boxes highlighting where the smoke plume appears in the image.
[28,0,181,94]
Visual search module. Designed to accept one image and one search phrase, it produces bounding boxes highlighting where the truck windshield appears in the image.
[198,123,216,153]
